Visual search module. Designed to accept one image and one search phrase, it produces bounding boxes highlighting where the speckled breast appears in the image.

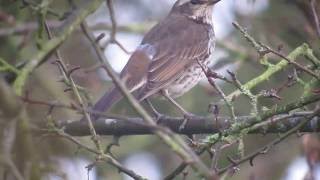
[165,62,207,98]
[165,24,215,98]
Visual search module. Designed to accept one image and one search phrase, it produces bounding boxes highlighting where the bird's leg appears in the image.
[161,90,196,131]
[144,98,164,122]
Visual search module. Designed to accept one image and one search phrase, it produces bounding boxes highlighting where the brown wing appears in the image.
[138,14,212,100]
[119,45,154,91]
[90,47,152,117]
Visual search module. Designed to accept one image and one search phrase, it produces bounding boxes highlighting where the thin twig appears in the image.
[227,70,259,117]
[0,21,151,37]
[102,0,130,54]
[310,0,320,37]
[44,21,103,153]
[197,60,236,121]
[204,93,320,144]
[80,2,216,178]
[44,20,145,179]
[0,157,25,180]
[226,43,311,100]
[21,0,65,19]
[0,57,20,74]
[13,0,105,95]
[261,44,320,80]
[218,108,320,175]
[233,21,319,80]
[48,129,146,180]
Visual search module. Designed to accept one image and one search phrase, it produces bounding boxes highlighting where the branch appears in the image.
[310,0,320,37]
[47,129,146,180]
[44,20,103,154]
[22,95,319,136]
[226,43,312,100]
[0,156,25,180]
[0,78,35,179]
[261,44,320,80]
[218,108,320,175]
[0,57,20,74]
[0,78,22,118]
[61,110,319,136]
[12,0,104,95]
[222,93,320,138]
[0,21,150,37]
[80,1,216,178]
[44,19,145,179]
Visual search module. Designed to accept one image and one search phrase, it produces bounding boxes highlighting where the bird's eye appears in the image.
[190,0,205,5]
[191,0,199,4]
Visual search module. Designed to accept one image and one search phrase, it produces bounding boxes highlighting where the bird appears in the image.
[89,0,220,123]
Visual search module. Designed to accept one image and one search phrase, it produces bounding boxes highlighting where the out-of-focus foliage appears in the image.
[0,0,319,179]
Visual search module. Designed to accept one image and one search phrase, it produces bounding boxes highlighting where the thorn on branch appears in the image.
[67,66,81,78]
[86,161,97,171]
[208,103,219,123]
[182,170,189,180]
[312,89,320,94]
[232,21,268,56]
[296,131,304,138]
[83,63,104,73]
[95,33,106,43]
[277,44,284,52]
[105,135,121,154]
[226,70,238,84]
[52,60,68,74]
[249,156,255,166]
[64,88,72,92]
[69,102,78,110]
[46,103,55,115]
[227,166,240,177]
[261,44,320,80]
[259,89,282,100]
[226,155,238,166]
[197,59,232,83]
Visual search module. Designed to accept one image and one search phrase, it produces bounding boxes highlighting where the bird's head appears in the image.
[171,0,221,23]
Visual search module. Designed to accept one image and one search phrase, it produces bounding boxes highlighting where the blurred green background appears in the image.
[0,0,319,179]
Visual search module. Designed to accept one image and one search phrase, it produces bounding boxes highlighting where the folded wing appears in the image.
[138,14,212,100]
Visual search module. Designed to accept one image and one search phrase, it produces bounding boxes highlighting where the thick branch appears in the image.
[80,1,216,178]
[62,111,319,136]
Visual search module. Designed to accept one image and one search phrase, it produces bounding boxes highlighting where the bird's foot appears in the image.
[179,113,197,131]
[154,112,166,124]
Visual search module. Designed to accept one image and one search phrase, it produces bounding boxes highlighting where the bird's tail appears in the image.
[85,87,122,121]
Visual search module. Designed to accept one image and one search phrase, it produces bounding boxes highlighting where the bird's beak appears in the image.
[208,0,221,5]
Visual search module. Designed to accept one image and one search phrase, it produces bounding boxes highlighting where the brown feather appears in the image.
[85,0,217,120]
[137,13,213,100]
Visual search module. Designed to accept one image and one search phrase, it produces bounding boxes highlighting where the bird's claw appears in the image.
[155,113,165,124]
[179,113,197,131]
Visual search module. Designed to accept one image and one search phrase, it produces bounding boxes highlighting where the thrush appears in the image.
[90,0,220,121]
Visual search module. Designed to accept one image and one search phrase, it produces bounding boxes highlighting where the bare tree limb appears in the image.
[61,110,319,136]
[76,1,218,179]
[12,0,104,95]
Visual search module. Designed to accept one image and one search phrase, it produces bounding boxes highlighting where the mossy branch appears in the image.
[227,43,310,100]
[0,57,20,75]
[13,0,104,95]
